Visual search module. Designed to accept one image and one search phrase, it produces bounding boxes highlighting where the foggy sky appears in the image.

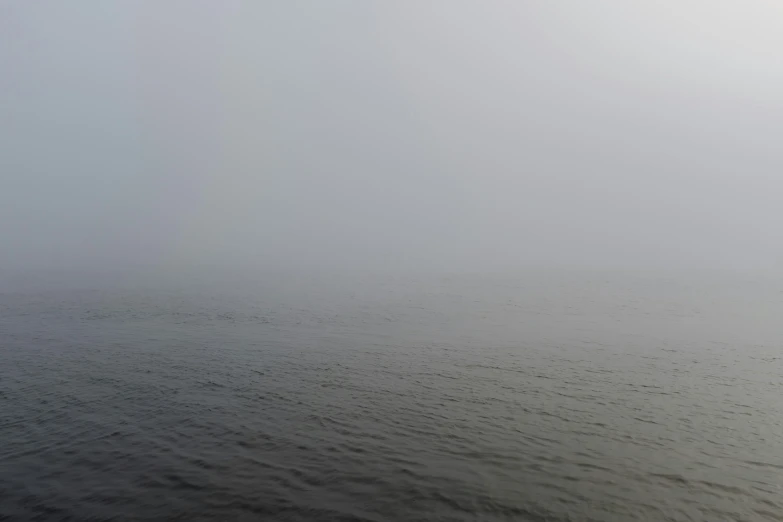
[2,1,782,273]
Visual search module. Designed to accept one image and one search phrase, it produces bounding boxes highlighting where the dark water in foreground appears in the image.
[1,272,782,521]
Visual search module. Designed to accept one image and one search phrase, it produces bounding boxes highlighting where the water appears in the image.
[1,271,782,521]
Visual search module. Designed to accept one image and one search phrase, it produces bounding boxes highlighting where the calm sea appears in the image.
[1,271,782,521]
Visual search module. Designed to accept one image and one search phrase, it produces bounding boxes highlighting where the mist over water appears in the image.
[2,271,782,521]
[2,1,783,520]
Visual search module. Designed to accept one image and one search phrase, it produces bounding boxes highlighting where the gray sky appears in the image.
[2,1,782,273]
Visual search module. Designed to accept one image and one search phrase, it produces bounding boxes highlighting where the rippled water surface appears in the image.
[1,272,782,521]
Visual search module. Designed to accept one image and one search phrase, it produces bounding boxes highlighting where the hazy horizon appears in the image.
[3,1,782,274]
[4,5,783,518]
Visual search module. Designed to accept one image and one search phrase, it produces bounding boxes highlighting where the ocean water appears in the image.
[1,271,782,521]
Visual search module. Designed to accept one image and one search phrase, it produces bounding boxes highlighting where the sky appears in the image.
[1,1,782,274]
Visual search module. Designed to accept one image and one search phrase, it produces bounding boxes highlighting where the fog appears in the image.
[2,1,782,275]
